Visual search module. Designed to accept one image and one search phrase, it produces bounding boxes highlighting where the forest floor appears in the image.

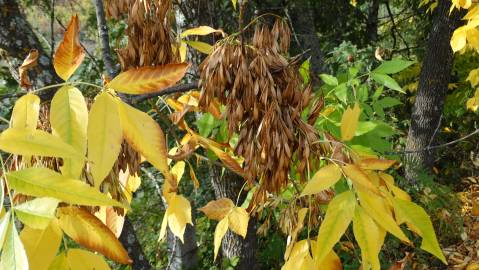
[443,180,479,269]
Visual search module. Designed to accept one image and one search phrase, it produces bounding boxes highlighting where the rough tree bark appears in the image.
[0,0,60,93]
[405,0,463,182]
[211,166,258,270]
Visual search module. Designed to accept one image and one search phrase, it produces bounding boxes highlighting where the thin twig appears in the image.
[130,82,199,104]
[50,0,55,59]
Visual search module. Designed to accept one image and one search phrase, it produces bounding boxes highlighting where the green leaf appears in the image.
[197,113,221,137]
[320,74,339,86]
[0,218,29,270]
[14,198,60,229]
[373,59,415,74]
[299,60,311,84]
[370,73,404,93]
[392,198,447,264]
[50,85,88,179]
[377,97,402,108]
[315,191,356,263]
[0,213,11,253]
[0,128,84,159]
[6,168,128,209]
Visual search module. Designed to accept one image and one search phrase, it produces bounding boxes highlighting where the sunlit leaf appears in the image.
[166,194,192,242]
[341,103,360,141]
[342,164,380,194]
[48,252,68,270]
[0,218,29,270]
[94,207,125,238]
[171,161,186,184]
[227,207,249,238]
[10,93,40,130]
[88,92,123,187]
[117,100,174,186]
[301,164,342,196]
[0,128,83,159]
[0,213,11,253]
[315,191,356,263]
[181,26,224,37]
[57,207,131,264]
[372,59,415,74]
[107,63,188,94]
[66,249,111,270]
[310,242,343,269]
[392,198,446,264]
[53,15,85,81]
[50,86,88,179]
[199,198,235,221]
[7,168,127,208]
[185,40,213,54]
[353,206,385,270]
[357,191,410,243]
[357,158,396,171]
[370,73,404,93]
[20,221,62,270]
[14,197,59,229]
[214,217,229,261]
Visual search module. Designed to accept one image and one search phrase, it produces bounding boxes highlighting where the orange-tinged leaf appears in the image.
[20,221,62,270]
[57,207,131,264]
[117,100,174,185]
[50,86,88,179]
[53,15,85,81]
[209,145,245,177]
[199,198,235,221]
[18,49,39,88]
[358,158,396,171]
[88,92,123,187]
[95,207,125,238]
[301,164,342,196]
[66,249,111,270]
[214,217,228,261]
[227,207,249,238]
[342,164,380,194]
[188,162,200,189]
[10,93,40,130]
[107,63,188,94]
[315,191,356,263]
[0,128,84,159]
[341,103,360,141]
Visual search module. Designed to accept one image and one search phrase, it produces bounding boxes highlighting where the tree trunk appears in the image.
[366,0,380,43]
[0,0,60,93]
[405,0,462,182]
[119,218,152,270]
[211,166,258,270]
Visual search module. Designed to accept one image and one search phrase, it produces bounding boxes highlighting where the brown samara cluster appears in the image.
[199,19,325,194]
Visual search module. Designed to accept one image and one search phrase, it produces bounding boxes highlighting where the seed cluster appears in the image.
[199,20,324,193]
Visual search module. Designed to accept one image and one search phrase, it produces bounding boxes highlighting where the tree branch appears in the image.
[130,82,199,104]
[93,0,119,79]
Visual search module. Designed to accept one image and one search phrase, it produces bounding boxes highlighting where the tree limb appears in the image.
[93,0,119,79]
[130,82,199,104]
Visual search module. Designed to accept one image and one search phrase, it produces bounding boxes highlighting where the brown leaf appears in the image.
[18,49,39,88]
[107,63,189,94]
[53,15,85,81]
[358,158,396,171]
[57,207,131,264]
[199,198,235,221]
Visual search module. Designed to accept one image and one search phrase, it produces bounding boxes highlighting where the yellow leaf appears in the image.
[392,198,447,264]
[50,86,88,179]
[214,217,229,261]
[353,206,385,270]
[181,26,224,37]
[467,28,479,52]
[171,161,186,184]
[0,213,11,253]
[357,191,410,243]
[117,100,174,186]
[357,158,396,171]
[0,128,83,159]
[158,210,168,242]
[95,207,125,238]
[88,92,123,187]
[14,197,59,229]
[20,221,62,270]
[282,240,313,270]
[53,15,85,81]
[48,252,68,270]
[188,162,200,189]
[166,194,192,242]
[315,191,356,263]
[0,218,29,270]
[7,168,127,209]
[451,0,472,9]
[227,207,249,238]
[467,68,479,87]
[341,103,361,141]
[451,26,467,52]
[185,41,213,54]
[342,164,380,194]
[66,249,111,270]
[310,242,343,269]
[57,207,131,264]
[467,96,479,111]
[199,198,235,221]
[301,164,342,196]
[10,93,40,130]
[107,63,188,94]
